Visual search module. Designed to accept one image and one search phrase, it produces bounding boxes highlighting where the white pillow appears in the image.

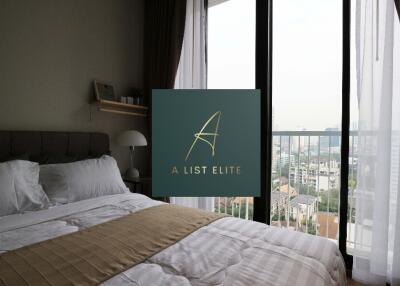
[0,160,49,216]
[12,160,50,211]
[40,155,129,204]
[0,163,18,216]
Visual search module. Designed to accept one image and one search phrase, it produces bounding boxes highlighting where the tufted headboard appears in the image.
[0,131,110,164]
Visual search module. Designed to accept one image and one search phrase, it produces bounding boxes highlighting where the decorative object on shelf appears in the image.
[129,88,144,106]
[91,84,148,117]
[94,80,117,101]
[117,130,147,179]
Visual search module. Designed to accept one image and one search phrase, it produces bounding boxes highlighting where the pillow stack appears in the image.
[0,156,129,216]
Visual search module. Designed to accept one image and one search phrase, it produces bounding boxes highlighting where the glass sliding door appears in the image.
[208,0,256,219]
[271,0,344,241]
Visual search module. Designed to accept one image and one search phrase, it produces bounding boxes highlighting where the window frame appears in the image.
[253,0,353,271]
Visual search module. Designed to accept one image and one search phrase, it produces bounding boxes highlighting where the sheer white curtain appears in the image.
[353,0,400,284]
[171,0,214,211]
[174,0,207,89]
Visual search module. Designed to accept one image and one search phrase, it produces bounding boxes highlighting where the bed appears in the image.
[0,131,347,286]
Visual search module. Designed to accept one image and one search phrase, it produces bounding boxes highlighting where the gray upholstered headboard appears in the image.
[0,131,110,164]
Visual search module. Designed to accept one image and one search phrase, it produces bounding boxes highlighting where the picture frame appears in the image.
[94,80,117,101]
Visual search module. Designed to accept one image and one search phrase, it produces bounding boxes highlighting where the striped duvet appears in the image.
[0,193,347,285]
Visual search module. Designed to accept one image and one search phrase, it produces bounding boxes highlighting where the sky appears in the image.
[208,0,359,131]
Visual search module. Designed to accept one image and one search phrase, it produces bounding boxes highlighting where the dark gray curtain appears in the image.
[395,0,400,20]
[143,0,187,181]
[144,0,187,93]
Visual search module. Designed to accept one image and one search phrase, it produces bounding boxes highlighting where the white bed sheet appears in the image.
[0,193,347,286]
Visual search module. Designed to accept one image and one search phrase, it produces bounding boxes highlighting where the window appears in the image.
[271,0,345,241]
[208,0,256,219]
[208,2,354,261]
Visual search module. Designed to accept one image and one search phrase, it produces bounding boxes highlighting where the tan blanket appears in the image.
[0,204,226,286]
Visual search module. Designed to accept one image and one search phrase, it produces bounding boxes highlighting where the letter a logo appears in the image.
[185,111,221,161]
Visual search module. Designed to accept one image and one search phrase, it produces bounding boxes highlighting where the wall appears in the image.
[0,0,148,174]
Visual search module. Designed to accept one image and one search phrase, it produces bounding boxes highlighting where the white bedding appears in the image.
[0,193,347,286]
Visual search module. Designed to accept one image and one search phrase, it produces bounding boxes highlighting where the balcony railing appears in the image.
[214,130,358,246]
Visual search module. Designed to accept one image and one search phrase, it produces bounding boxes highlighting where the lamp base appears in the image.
[125,168,139,179]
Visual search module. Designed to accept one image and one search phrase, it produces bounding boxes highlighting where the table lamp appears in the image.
[117,130,147,179]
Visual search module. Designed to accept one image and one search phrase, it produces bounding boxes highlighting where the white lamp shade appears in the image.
[117,130,147,147]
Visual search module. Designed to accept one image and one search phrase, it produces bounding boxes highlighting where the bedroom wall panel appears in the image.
[0,0,148,174]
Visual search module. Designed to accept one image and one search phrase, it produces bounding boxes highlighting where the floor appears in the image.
[348,278,364,286]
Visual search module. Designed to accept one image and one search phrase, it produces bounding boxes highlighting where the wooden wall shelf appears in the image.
[96,99,148,110]
[92,99,148,117]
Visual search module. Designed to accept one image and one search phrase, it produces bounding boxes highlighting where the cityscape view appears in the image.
[214,128,358,243]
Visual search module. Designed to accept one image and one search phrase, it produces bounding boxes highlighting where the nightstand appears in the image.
[122,177,151,194]
[122,177,168,203]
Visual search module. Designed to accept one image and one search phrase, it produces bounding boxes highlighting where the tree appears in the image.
[298,184,317,196]
[318,189,339,213]
[348,177,357,189]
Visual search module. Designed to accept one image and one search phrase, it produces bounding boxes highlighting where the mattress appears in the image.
[0,193,347,286]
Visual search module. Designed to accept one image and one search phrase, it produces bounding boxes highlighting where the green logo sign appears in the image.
[152,89,260,197]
